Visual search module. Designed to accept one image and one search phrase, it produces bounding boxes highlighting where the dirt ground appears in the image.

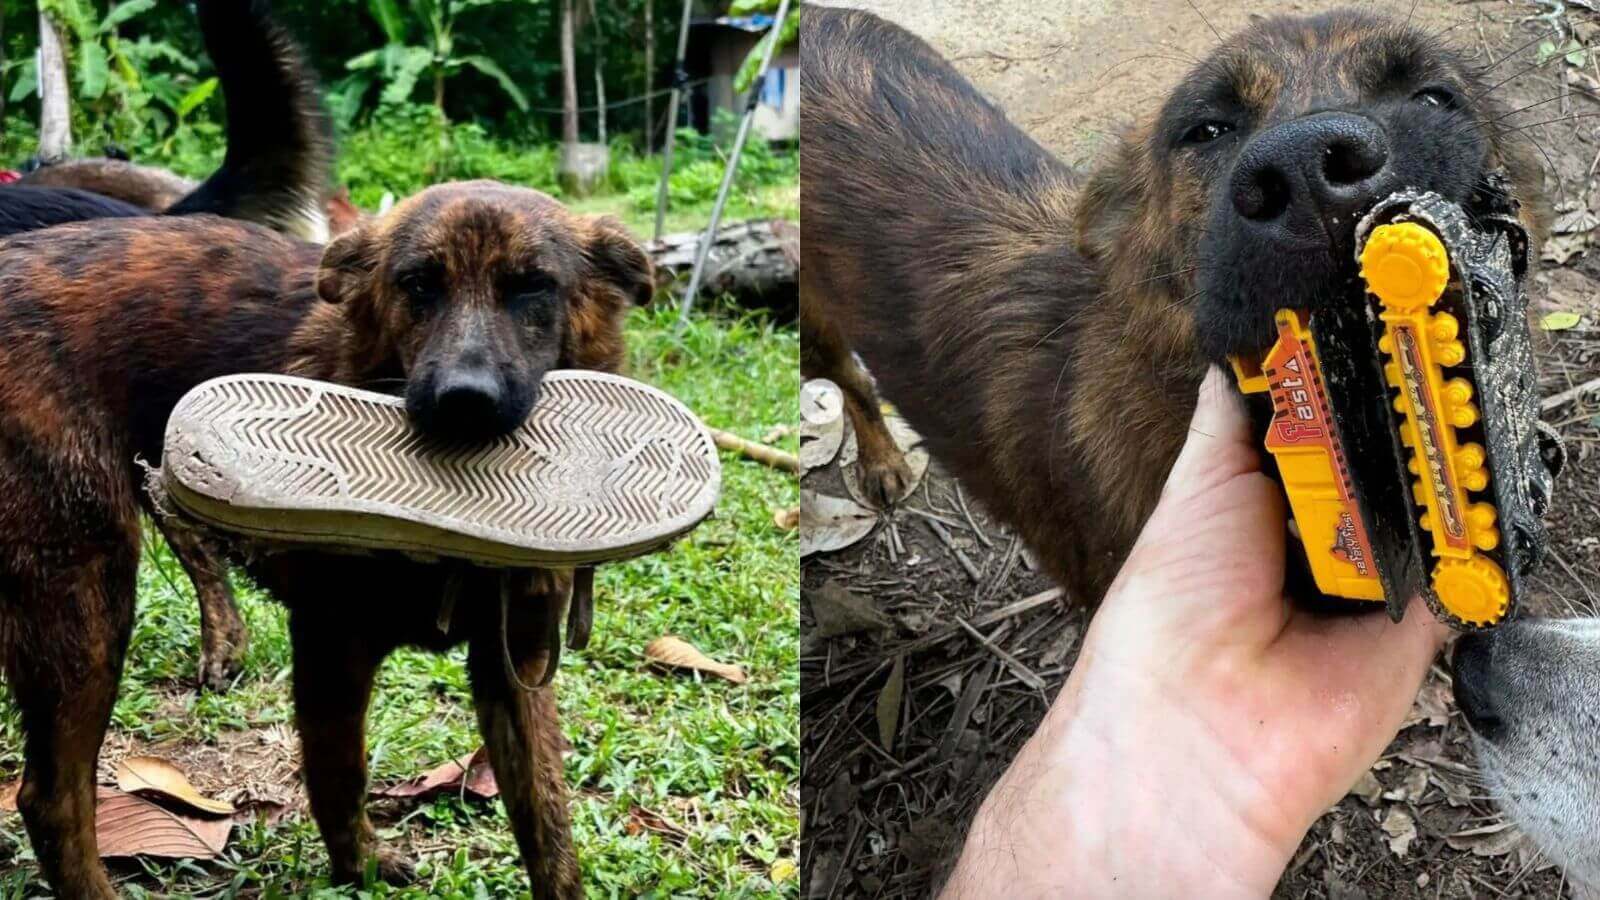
[802,0,1600,897]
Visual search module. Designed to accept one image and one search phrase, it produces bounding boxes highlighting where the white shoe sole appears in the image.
[158,372,720,566]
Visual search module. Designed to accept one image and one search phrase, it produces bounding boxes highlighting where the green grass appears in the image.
[0,302,799,898]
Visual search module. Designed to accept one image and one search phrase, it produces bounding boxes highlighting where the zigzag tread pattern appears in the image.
[166,373,719,550]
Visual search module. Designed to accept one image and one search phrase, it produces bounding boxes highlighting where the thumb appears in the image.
[1161,366,1261,504]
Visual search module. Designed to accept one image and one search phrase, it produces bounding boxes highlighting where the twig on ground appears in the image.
[954,617,1045,691]
[954,484,993,549]
[924,517,983,582]
[707,427,799,472]
[1541,374,1600,411]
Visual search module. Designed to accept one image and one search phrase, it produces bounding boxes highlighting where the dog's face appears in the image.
[1453,619,1600,892]
[316,180,651,441]
[1079,11,1543,362]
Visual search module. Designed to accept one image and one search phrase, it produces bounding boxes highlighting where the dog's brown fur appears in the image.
[18,158,198,211]
[0,181,648,897]
[801,9,1543,605]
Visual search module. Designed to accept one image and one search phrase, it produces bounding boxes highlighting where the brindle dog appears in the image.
[802,8,1544,606]
[0,182,649,897]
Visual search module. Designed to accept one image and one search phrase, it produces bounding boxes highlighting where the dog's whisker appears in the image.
[1472,40,1592,104]
[1183,0,1222,44]
[1471,26,1564,82]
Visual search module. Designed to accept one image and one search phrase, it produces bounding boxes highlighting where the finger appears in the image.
[1163,366,1261,503]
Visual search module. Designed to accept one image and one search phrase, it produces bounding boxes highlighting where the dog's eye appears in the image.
[398,268,444,301]
[1413,87,1458,110]
[503,272,557,302]
[1180,121,1235,145]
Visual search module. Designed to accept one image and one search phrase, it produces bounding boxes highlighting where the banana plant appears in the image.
[730,0,800,92]
[23,0,205,147]
[338,0,529,125]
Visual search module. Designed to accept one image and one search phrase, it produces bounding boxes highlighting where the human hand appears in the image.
[942,367,1447,898]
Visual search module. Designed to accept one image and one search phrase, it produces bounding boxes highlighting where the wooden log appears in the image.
[649,219,797,318]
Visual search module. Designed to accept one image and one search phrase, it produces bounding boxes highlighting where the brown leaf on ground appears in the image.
[877,655,906,750]
[800,490,878,556]
[0,779,17,812]
[1446,822,1527,858]
[115,756,235,817]
[1381,808,1417,858]
[95,787,231,859]
[644,636,748,684]
[772,506,799,530]
[810,579,892,638]
[624,805,689,845]
[373,747,498,801]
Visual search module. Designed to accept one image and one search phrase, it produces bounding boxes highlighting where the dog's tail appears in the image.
[164,0,333,239]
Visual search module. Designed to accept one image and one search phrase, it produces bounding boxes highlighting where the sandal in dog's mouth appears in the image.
[154,371,721,567]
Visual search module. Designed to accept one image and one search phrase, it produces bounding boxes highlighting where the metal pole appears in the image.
[652,0,695,242]
[676,0,792,330]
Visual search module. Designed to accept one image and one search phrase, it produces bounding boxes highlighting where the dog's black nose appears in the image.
[1230,112,1392,235]
[430,368,505,436]
[1451,631,1504,741]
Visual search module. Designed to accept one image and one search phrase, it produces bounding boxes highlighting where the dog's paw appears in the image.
[372,845,419,885]
[197,630,247,693]
[859,450,915,509]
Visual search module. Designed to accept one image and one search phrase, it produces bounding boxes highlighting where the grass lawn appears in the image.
[0,295,799,897]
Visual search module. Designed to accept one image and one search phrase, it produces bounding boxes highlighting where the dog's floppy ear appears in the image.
[315,224,376,304]
[581,215,655,307]
[564,216,652,372]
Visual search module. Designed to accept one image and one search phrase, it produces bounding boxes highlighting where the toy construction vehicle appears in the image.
[1229,183,1562,628]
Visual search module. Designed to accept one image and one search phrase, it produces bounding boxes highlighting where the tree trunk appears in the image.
[560,0,579,146]
[644,0,654,152]
[434,66,446,120]
[647,219,799,320]
[37,8,72,161]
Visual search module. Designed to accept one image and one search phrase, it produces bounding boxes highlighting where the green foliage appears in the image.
[730,0,800,93]
[24,0,209,149]
[336,0,529,127]
[624,110,799,214]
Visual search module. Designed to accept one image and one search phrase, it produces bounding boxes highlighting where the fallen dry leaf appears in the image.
[645,636,748,684]
[1543,232,1590,265]
[800,379,844,472]
[876,655,905,750]
[1349,770,1383,807]
[772,506,799,531]
[95,787,231,859]
[800,490,878,557]
[809,579,892,638]
[0,780,16,813]
[1446,821,1527,858]
[115,756,235,817]
[624,805,689,844]
[1381,766,1429,804]
[1381,807,1417,858]
[1554,206,1600,235]
[374,747,498,801]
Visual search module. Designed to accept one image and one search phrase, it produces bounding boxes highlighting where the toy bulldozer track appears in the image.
[1230,183,1562,629]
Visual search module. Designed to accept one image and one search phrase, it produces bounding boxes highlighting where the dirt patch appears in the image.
[803,1,1600,897]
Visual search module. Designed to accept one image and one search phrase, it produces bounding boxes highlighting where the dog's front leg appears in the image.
[466,571,581,900]
[288,606,414,885]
